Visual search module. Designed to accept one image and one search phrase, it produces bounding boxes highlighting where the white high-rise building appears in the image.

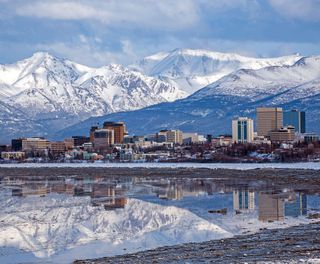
[232,117,254,143]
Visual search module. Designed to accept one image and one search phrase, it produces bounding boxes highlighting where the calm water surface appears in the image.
[0,174,319,263]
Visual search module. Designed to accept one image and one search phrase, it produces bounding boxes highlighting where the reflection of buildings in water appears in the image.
[11,184,48,197]
[158,184,183,200]
[50,182,74,195]
[104,197,127,210]
[233,190,255,212]
[285,193,307,217]
[91,184,128,210]
[259,192,285,221]
[258,192,307,222]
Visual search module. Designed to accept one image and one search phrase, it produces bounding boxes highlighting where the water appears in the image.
[0,174,319,263]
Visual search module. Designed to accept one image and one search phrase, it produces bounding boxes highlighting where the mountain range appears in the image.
[0,52,187,141]
[130,49,301,94]
[1,48,319,142]
[57,55,320,139]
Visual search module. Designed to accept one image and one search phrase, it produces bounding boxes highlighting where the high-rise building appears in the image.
[103,122,126,144]
[257,107,283,137]
[232,117,254,143]
[93,129,114,150]
[283,110,306,133]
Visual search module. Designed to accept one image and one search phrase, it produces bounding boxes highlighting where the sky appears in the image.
[0,0,320,66]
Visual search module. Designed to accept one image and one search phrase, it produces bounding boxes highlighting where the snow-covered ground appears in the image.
[1,162,320,170]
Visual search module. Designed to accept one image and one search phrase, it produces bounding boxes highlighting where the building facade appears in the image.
[72,136,90,147]
[93,129,114,150]
[90,126,99,142]
[11,138,25,151]
[103,122,126,144]
[269,126,295,142]
[232,117,254,143]
[283,110,306,134]
[166,130,183,144]
[50,142,66,156]
[22,138,50,151]
[257,107,283,137]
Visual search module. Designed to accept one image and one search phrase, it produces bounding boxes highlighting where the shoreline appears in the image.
[1,161,320,170]
[74,222,320,264]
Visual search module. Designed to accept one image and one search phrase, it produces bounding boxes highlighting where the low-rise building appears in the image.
[50,141,66,156]
[183,133,200,144]
[1,151,25,160]
[303,133,319,143]
[22,137,50,151]
[72,136,90,147]
[269,126,295,142]
[64,138,75,149]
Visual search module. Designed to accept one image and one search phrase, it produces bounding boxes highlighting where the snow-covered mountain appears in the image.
[0,52,186,141]
[131,48,302,94]
[0,49,318,142]
[58,55,320,137]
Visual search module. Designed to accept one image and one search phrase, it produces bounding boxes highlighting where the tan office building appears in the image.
[269,126,295,142]
[103,122,126,144]
[257,107,283,137]
[166,130,183,144]
[22,138,50,151]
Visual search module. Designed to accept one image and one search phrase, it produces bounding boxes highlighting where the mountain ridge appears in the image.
[56,54,320,139]
[0,49,316,142]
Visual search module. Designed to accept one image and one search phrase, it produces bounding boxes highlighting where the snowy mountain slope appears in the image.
[0,52,186,140]
[131,48,302,94]
[0,100,47,141]
[58,55,320,138]
[0,195,230,262]
[192,56,320,100]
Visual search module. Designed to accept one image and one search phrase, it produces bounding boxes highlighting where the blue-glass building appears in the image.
[283,110,306,133]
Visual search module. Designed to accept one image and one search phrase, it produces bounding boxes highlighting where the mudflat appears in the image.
[74,222,320,264]
[1,167,320,189]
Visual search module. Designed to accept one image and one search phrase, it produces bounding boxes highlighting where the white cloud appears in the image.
[34,39,142,66]
[14,0,200,30]
[268,0,320,22]
[79,34,88,44]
